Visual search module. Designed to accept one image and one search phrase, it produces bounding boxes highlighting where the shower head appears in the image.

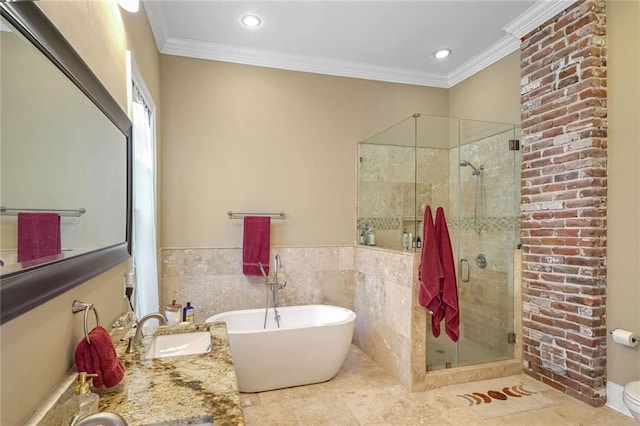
[459,160,483,176]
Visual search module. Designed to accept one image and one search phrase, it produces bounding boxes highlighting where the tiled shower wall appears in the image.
[358,144,449,250]
[160,246,355,324]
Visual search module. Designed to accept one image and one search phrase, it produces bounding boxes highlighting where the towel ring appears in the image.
[72,300,100,345]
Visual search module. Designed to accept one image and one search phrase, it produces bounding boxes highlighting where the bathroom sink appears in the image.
[145,331,211,359]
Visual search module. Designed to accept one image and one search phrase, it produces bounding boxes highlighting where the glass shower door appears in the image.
[425,118,520,370]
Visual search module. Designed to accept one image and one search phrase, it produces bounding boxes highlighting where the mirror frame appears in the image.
[0,2,132,324]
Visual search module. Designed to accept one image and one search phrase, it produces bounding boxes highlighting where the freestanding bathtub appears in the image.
[206,304,356,392]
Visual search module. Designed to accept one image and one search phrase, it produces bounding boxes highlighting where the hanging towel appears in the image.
[242,216,271,276]
[418,206,445,337]
[435,207,460,342]
[74,326,125,388]
[17,212,61,263]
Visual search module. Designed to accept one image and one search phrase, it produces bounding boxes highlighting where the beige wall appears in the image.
[607,0,640,386]
[159,56,449,249]
[3,1,637,423]
[0,2,161,424]
[448,51,521,125]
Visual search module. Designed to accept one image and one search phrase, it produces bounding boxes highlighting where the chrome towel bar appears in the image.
[228,211,285,219]
[0,205,86,217]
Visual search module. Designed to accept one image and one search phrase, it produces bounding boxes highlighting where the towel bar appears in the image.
[72,300,100,344]
[0,205,86,217]
[228,211,285,219]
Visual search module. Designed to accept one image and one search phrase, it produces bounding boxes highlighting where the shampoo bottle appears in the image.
[183,302,195,324]
[62,372,99,426]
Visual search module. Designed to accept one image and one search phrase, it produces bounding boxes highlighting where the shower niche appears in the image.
[356,113,522,386]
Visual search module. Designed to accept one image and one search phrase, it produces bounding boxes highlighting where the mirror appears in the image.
[0,3,132,324]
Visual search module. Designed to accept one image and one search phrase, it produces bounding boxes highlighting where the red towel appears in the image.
[74,326,125,388]
[242,216,271,276]
[435,207,460,342]
[17,212,61,263]
[418,206,445,337]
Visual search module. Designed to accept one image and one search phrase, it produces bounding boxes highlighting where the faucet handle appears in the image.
[125,336,136,353]
[257,262,269,280]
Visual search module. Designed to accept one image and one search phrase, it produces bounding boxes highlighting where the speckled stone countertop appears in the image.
[29,322,244,425]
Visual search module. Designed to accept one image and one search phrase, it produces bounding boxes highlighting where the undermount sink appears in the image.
[145,331,212,359]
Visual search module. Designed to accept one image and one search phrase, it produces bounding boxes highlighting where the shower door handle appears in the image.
[459,258,470,282]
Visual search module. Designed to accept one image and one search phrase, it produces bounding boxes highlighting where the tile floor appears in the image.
[240,345,636,425]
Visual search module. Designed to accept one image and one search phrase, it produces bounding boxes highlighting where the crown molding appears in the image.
[161,36,450,88]
[145,0,580,89]
[448,0,581,87]
[503,0,581,39]
[142,0,168,48]
[447,35,521,87]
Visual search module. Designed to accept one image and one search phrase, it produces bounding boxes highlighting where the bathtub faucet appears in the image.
[258,255,287,291]
[258,254,286,329]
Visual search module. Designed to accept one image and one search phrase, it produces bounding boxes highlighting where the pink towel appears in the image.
[242,216,271,276]
[74,326,125,388]
[17,212,61,263]
[435,207,460,342]
[418,206,445,337]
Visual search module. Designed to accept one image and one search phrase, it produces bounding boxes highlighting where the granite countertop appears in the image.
[30,321,245,426]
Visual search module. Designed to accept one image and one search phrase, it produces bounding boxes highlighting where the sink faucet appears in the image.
[125,312,167,353]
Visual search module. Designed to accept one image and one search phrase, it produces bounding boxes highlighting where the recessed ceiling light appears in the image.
[241,14,262,28]
[433,48,451,59]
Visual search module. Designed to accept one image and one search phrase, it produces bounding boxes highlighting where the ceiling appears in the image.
[143,0,578,88]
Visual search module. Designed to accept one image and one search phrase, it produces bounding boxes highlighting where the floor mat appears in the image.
[447,377,558,419]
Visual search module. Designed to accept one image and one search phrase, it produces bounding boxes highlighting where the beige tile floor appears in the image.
[240,345,636,425]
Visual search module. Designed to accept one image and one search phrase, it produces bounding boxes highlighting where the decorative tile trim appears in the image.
[358,217,402,231]
[358,216,520,232]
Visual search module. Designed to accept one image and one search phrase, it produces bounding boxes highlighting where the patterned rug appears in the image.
[448,377,558,419]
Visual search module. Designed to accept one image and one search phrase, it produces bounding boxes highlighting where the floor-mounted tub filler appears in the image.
[207,304,356,392]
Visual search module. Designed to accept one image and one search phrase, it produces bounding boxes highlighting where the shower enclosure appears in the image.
[357,113,521,372]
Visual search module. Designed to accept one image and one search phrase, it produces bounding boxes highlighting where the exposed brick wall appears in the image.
[520,0,607,407]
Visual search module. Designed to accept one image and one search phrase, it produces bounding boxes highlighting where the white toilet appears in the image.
[623,381,640,421]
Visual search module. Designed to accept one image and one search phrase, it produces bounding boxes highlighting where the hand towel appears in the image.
[417,206,445,337]
[435,207,460,342]
[242,216,271,276]
[74,326,125,388]
[17,212,61,263]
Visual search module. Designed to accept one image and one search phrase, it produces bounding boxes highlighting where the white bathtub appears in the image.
[206,304,356,392]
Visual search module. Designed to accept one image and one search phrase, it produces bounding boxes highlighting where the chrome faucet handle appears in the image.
[274,254,281,274]
[125,336,136,354]
[257,261,269,280]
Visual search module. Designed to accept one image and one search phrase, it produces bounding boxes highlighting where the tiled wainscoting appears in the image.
[160,246,355,324]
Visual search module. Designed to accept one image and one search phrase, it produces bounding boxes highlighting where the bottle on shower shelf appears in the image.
[363,224,370,245]
[416,236,422,249]
[368,225,376,246]
[403,229,410,251]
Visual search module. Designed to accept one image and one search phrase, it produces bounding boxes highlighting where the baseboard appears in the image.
[607,381,633,418]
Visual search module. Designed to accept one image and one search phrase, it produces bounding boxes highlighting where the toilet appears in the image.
[623,381,640,421]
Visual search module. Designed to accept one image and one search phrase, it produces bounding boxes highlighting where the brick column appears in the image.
[520,0,607,407]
